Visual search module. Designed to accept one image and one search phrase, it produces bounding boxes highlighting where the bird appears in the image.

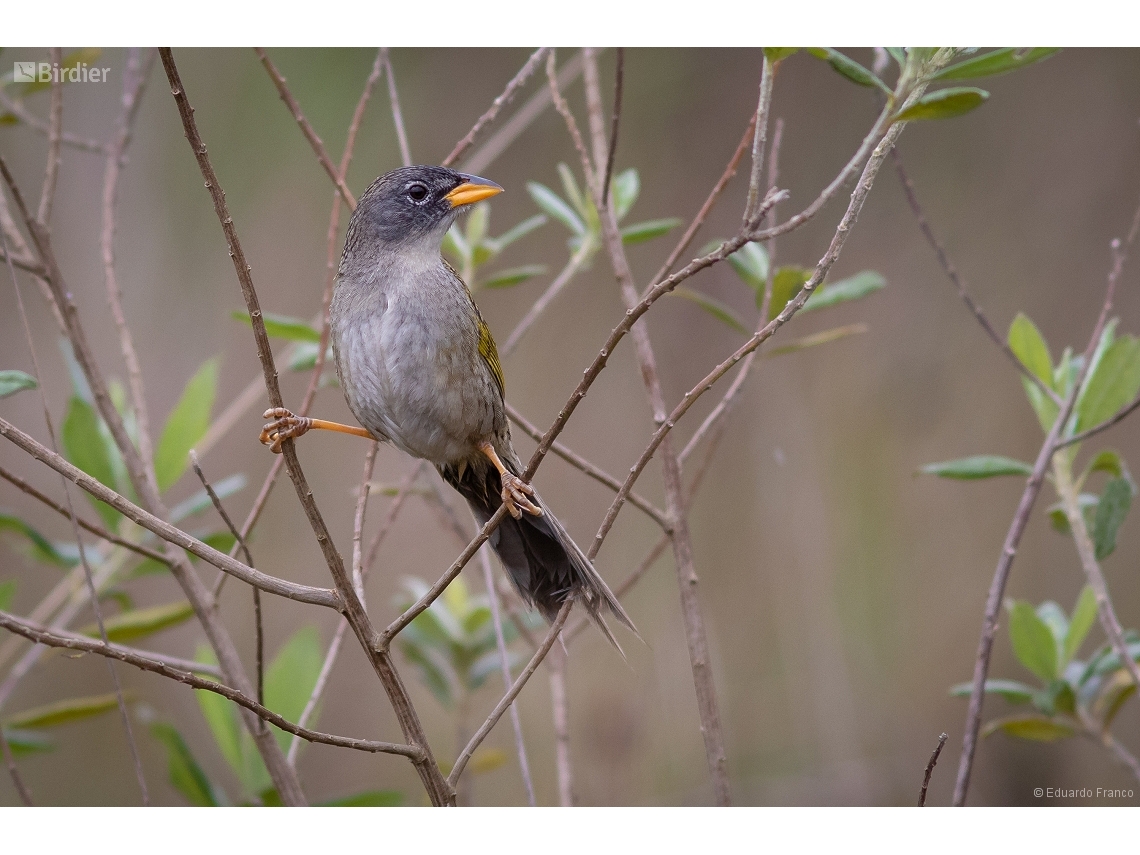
[260,165,636,649]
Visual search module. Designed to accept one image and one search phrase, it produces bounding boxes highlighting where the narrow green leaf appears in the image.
[895,87,990,122]
[62,396,121,528]
[671,287,748,334]
[950,679,1036,705]
[79,600,195,644]
[2,727,55,756]
[287,342,333,373]
[1036,601,1069,653]
[0,514,75,567]
[764,48,800,63]
[319,790,404,807]
[1100,681,1136,731]
[194,645,243,776]
[150,722,224,806]
[982,716,1074,742]
[4,692,127,729]
[230,312,320,343]
[526,182,585,236]
[767,266,810,320]
[621,217,682,245]
[807,48,892,94]
[557,163,591,222]
[1093,477,1132,560]
[1033,680,1076,716]
[765,324,867,359]
[1064,586,1098,665]
[1008,313,1053,387]
[885,48,906,66]
[1077,334,1140,433]
[1009,600,1060,681]
[263,626,323,752]
[1082,449,1127,483]
[154,358,218,492]
[482,265,548,289]
[0,369,37,398]
[0,579,14,611]
[934,48,1060,81]
[610,169,640,222]
[919,455,1033,480]
[169,473,247,524]
[398,637,457,709]
[492,214,547,250]
[724,241,770,294]
[465,203,489,249]
[801,271,885,314]
[442,223,469,266]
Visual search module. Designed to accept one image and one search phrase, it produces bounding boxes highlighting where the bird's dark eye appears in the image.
[407,183,429,203]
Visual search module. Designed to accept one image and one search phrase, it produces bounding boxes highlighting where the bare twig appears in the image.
[382,49,412,168]
[892,148,1063,407]
[918,732,948,806]
[743,54,774,226]
[501,234,595,356]
[601,48,623,207]
[548,642,574,805]
[0,609,422,760]
[254,48,357,209]
[0,715,33,805]
[448,600,572,789]
[444,48,550,168]
[36,48,62,226]
[0,86,109,154]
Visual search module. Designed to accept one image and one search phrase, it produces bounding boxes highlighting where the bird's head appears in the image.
[350,165,503,251]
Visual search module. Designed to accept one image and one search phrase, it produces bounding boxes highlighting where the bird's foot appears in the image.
[500,471,542,519]
[260,407,312,453]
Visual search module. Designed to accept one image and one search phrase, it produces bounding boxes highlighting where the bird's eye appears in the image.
[407,183,429,203]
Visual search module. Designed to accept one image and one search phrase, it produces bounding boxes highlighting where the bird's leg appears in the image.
[260,407,375,453]
[477,440,542,519]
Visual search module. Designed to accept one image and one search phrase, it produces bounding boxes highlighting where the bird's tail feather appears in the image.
[438,460,637,652]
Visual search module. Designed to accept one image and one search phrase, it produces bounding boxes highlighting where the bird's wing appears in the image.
[444,257,506,398]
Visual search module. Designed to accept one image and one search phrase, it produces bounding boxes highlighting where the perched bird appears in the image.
[261,165,636,648]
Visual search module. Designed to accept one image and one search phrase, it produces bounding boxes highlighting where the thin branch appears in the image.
[36,47,62,226]
[0,610,422,760]
[0,86,109,154]
[0,715,33,805]
[600,48,623,207]
[743,54,774,226]
[254,47,357,209]
[0,247,46,276]
[381,49,412,168]
[547,641,574,805]
[918,732,947,806]
[506,403,669,529]
[443,48,550,167]
[0,464,168,565]
[501,233,595,356]
[448,600,572,789]
[892,148,1063,407]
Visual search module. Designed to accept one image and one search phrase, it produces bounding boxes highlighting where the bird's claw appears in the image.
[500,472,542,519]
[260,407,312,454]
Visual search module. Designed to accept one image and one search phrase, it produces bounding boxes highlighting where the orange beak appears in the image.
[445,174,504,208]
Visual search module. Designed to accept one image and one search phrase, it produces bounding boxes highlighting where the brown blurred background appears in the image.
[2,48,1140,806]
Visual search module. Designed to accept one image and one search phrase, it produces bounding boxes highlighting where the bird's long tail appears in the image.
[438,459,637,652]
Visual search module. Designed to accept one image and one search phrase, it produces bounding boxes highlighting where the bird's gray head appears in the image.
[345,166,503,253]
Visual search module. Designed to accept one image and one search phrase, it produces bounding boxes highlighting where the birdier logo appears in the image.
[12,61,109,84]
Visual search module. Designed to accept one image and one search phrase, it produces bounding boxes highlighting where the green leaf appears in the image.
[1,727,55,756]
[1093,477,1132,560]
[950,678,1036,705]
[1036,601,1069,652]
[1008,312,1054,387]
[319,790,404,807]
[79,600,195,644]
[934,48,1060,81]
[0,579,14,611]
[287,341,334,373]
[194,645,243,777]
[807,48,892,94]
[885,48,906,66]
[491,214,547,251]
[150,722,225,806]
[263,626,323,753]
[1100,680,1136,731]
[481,265,548,289]
[621,217,682,245]
[919,455,1034,480]
[724,241,770,295]
[982,716,1074,742]
[1064,586,1098,665]
[767,266,810,320]
[62,396,121,529]
[1033,680,1076,716]
[1082,449,1129,484]
[557,163,591,223]
[763,48,800,64]
[465,203,489,248]
[154,358,219,492]
[1009,600,1059,682]
[4,692,126,729]
[0,369,37,398]
[0,514,75,568]
[800,271,885,314]
[442,224,469,266]
[16,48,102,97]
[1048,493,1097,535]
[526,182,585,236]
[169,473,247,524]
[230,311,320,343]
[1076,334,1140,434]
[671,287,748,334]
[610,169,640,222]
[765,324,867,359]
[895,87,990,122]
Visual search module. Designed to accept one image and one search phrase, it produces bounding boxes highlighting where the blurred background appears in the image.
[2,47,1140,806]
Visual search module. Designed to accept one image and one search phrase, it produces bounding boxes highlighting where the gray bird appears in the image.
[261,165,636,648]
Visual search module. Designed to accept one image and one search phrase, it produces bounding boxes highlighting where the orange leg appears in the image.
[260,407,375,453]
[477,440,542,519]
